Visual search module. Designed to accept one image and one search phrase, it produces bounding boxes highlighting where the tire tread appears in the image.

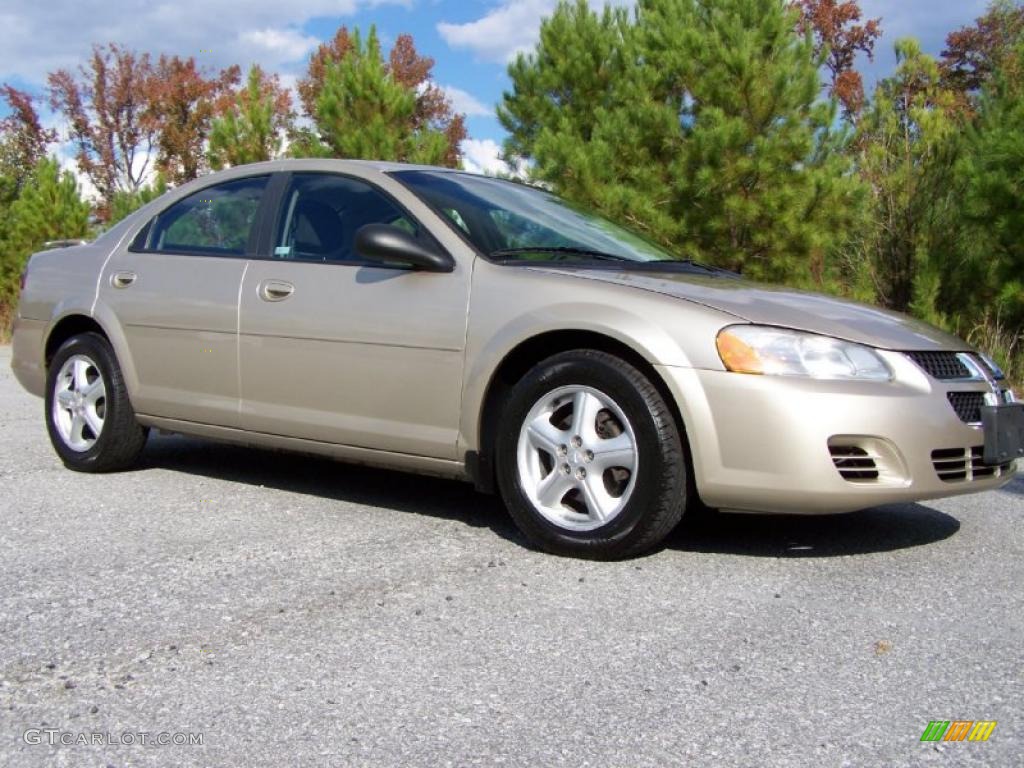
[496,349,687,559]
[46,332,147,473]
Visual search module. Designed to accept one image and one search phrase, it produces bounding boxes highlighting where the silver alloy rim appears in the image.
[516,385,638,531]
[52,354,106,452]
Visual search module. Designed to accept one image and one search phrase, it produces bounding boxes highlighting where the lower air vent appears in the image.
[830,445,880,482]
[932,446,1014,483]
[947,392,986,424]
[932,447,968,481]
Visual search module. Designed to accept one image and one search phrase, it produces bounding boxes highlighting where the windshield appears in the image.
[391,170,677,263]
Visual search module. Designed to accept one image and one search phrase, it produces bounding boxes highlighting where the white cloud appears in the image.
[238,28,320,61]
[460,137,530,179]
[460,138,507,175]
[56,154,99,203]
[438,0,557,64]
[440,85,492,117]
[437,0,633,63]
[0,1,408,87]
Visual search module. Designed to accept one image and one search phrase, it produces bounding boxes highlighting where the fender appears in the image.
[43,301,141,405]
[458,300,701,458]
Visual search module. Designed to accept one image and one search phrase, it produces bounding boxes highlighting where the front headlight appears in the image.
[716,325,892,381]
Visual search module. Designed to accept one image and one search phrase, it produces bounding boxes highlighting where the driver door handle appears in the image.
[258,279,295,302]
[111,271,137,288]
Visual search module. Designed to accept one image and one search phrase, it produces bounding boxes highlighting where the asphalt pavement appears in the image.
[0,345,1021,767]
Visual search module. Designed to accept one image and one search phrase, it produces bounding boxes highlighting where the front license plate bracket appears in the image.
[981,403,1024,465]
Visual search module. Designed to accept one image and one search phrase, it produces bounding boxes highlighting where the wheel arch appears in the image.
[44,314,109,366]
[468,329,693,496]
[43,306,140,401]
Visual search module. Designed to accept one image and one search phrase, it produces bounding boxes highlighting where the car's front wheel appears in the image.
[496,350,688,559]
[45,332,148,472]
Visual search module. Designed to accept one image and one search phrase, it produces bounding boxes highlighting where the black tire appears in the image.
[45,332,148,472]
[495,350,688,559]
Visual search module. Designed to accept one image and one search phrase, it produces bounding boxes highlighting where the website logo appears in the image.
[920,721,997,742]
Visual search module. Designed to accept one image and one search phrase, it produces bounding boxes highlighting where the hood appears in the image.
[537,268,968,351]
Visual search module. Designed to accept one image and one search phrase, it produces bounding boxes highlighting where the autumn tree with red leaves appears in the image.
[298,27,355,119]
[388,34,467,167]
[941,0,1024,94]
[0,85,57,192]
[147,55,240,183]
[47,44,157,213]
[794,0,881,117]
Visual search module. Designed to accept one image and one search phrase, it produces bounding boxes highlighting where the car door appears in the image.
[98,174,272,428]
[237,171,471,460]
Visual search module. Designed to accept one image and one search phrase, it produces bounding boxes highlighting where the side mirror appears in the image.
[354,224,455,273]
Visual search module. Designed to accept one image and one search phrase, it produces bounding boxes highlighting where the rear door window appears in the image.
[143,176,269,256]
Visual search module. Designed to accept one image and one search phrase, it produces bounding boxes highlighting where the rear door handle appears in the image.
[258,279,295,302]
[111,271,137,288]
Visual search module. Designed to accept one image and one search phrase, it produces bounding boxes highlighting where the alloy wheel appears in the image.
[52,354,106,452]
[516,385,638,531]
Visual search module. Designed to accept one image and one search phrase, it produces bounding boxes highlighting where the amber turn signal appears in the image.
[716,329,764,374]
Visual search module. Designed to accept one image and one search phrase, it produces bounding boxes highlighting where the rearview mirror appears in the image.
[354,224,454,273]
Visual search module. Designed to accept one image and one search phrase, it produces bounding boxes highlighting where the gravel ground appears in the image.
[0,345,1021,767]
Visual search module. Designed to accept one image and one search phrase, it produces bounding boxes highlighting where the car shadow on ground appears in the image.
[667,504,960,558]
[139,433,962,559]
[139,432,525,546]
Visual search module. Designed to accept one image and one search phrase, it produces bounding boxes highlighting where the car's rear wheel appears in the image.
[45,332,148,472]
[495,350,688,559]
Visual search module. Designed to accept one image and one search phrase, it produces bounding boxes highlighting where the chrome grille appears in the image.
[932,446,1014,483]
[947,392,986,424]
[829,445,879,482]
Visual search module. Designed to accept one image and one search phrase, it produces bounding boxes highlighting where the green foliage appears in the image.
[302,27,452,165]
[2,1,1022,374]
[957,40,1024,329]
[108,175,168,225]
[209,66,293,170]
[0,157,91,305]
[499,0,866,285]
[855,39,967,317]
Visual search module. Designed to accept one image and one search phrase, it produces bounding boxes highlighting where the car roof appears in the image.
[91,159,474,247]
[204,158,451,177]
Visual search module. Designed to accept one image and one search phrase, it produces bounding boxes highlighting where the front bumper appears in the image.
[657,353,1017,514]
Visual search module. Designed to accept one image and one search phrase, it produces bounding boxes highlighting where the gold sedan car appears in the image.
[11,160,1024,558]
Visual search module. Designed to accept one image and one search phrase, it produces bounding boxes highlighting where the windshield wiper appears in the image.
[489,246,633,262]
[489,246,734,275]
[625,259,735,276]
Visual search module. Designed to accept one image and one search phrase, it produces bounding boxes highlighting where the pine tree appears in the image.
[958,40,1024,328]
[208,65,294,170]
[108,175,168,225]
[0,158,91,306]
[302,27,460,166]
[856,39,965,317]
[500,0,864,284]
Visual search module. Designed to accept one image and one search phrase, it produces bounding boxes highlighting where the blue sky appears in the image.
[0,0,997,175]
